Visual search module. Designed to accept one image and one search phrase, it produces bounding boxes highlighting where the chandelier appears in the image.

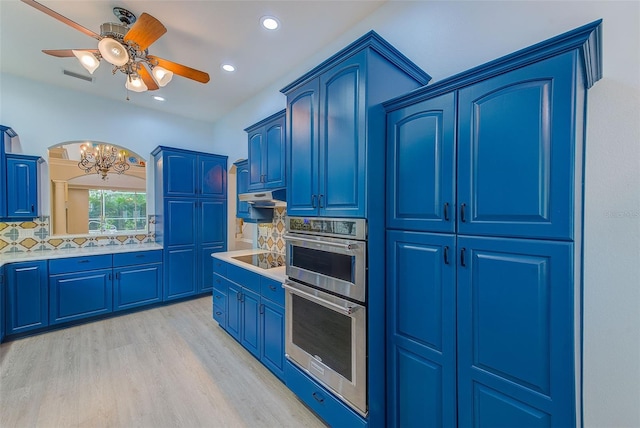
[78,143,130,180]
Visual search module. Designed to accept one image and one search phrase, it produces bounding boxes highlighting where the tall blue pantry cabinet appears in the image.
[152,147,227,301]
[281,31,431,426]
[384,21,602,427]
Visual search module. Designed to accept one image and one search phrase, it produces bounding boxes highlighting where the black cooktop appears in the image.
[232,252,285,270]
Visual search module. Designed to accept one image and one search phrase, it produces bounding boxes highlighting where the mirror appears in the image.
[48,141,147,236]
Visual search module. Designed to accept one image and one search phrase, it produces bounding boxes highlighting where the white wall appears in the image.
[1,1,638,426]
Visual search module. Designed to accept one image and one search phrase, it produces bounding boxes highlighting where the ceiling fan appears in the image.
[21,0,210,93]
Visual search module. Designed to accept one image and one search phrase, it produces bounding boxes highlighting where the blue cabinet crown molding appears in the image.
[383,19,603,111]
[280,30,432,94]
[243,109,287,133]
[150,145,229,161]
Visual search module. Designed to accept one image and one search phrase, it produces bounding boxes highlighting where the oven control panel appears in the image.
[287,217,366,240]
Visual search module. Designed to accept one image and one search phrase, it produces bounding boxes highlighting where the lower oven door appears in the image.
[283,279,367,416]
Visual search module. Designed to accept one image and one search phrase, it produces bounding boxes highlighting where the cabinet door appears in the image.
[226,282,242,340]
[241,288,261,358]
[386,93,456,233]
[164,247,197,300]
[5,261,48,334]
[113,263,162,311]
[263,115,286,189]
[199,155,227,198]
[6,156,38,218]
[0,266,4,341]
[164,151,197,197]
[235,160,250,218]
[199,243,224,293]
[165,199,197,246]
[49,268,112,325]
[386,231,457,428]
[287,78,320,216]
[318,51,367,218]
[261,298,285,380]
[248,130,264,189]
[200,199,226,246]
[457,52,578,240]
[457,236,574,427]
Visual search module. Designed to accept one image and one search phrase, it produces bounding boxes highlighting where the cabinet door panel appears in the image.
[6,261,48,334]
[235,160,250,218]
[241,289,261,358]
[248,131,264,189]
[386,93,456,233]
[264,117,286,189]
[164,152,197,196]
[199,244,223,293]
[49,269,112,324]
[458,53,577,240]
[261,299,285,379]
[114,264,162,311]
[319,51,366,217]
[386,231,456,427]
[199,155,227,198]
[200,199,226,245]
[457,236,574,427]
[164,247,196,300]
[226,282,242,340]
[287,79,320,216]
[165,199,196,246]
[6,157,38,218]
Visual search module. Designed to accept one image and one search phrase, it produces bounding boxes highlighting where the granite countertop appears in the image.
[0,243,164,268]
[212,249,286,283]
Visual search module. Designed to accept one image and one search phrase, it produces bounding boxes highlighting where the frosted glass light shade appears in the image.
[151,66,173,87]
[125,74,148,92]
[72,50,100,74]
[98,38,129,66]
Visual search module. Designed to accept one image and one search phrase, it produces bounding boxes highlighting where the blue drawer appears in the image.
[113,250,162,267]
[261,276,284,306]
[213,303,226,327]
[226,263,260,293]
[213,258,228,276]
[213,286,227,308]
[49,254,112,275]
[285,361,367,428]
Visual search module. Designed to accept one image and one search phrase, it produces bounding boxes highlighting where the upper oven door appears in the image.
[284,232,366,302]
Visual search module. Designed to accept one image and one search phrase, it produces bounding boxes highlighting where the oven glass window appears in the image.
[291,246,353,283]
[291,294,352,381]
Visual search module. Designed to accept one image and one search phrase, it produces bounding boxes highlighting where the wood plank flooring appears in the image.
[0,296,327,428]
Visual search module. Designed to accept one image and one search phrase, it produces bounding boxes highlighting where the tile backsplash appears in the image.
[257,207,286,254]
[0,215,156,255]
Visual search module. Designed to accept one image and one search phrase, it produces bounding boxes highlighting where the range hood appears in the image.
[238,188,286,208]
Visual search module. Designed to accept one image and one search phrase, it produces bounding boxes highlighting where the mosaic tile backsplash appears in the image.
[0,216,156,254]
[257,207,286,255]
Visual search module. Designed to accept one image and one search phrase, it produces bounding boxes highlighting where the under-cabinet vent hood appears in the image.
[238,188,286,208]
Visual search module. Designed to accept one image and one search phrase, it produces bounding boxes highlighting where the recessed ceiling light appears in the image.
[153,96,165,101]
[261,16,280,30]
[221,64,236,72]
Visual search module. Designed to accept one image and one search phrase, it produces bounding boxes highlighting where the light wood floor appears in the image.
[0,296,327,428]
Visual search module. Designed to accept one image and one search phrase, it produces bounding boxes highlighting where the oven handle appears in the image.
[283,233,359,251]
[283,282,362,316]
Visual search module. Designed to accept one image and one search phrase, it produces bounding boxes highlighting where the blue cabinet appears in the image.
[113,250,163,311]
[5,260,48,335]
[260,289,285,379]
[384,20,602,428]
[0,125,11,217]
[152,146,228,301]
[282,31,431,218]
[0,266,4,342]
[235,160,250,218]
[5,154,40,219]
[245,110,286,191]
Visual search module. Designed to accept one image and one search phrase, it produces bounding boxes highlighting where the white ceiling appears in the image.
[0,0,386,124]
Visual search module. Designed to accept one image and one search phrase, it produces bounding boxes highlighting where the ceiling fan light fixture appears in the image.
[98,37,129,66]
[72,50,100,74]
[152,66,173,87]
[125,74,148,92]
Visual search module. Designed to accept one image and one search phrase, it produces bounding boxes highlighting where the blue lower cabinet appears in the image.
[0,266,4,342]
[49,268,113,325]
[5,260,48,335]
[226,281,242,341]
[260,298,285,379]
[240,288,261,358]
[286,361,367,428]
[113,263,162,311]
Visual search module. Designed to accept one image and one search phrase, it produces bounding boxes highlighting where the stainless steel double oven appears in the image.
[283,217,367,416]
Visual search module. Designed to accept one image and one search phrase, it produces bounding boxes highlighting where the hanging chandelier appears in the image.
[78,143,130,180]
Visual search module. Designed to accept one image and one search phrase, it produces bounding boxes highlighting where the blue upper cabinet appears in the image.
[5,154,41,219]
[163,151,197,197]
[0,125,10,217]
[386,92,456,233]
[200,155,227,198]
[245,110,286,191]
[282,31,431,218]
[235,160,250,218]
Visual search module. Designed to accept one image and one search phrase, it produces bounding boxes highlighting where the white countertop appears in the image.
[212,249,286,283]
[0,243,164,268]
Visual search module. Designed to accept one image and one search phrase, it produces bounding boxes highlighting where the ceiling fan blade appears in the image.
[123,13,167,51]
[21,0,100,40]
[43,49,98,58]
[147,55,210,84]
[138,64,159,91]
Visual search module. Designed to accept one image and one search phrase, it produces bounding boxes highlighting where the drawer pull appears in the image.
[215,311,222,316]
[78,260,90,264]
[269,285,276,291]
[312,392,324,403]
[136,254,145,258]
